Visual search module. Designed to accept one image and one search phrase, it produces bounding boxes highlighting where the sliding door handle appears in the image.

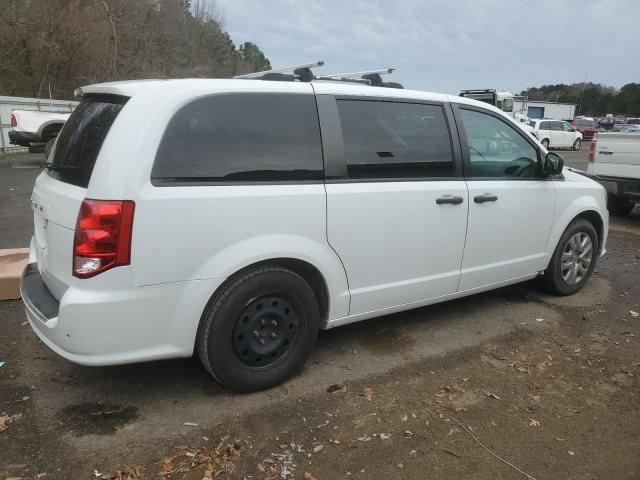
[436,195,464,205]
[474,194,498,204]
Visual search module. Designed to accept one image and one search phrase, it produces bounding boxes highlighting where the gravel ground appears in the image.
[1,146,639,480]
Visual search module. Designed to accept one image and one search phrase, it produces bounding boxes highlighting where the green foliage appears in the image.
[238,42,272,73]
[0,0,271,99]
[520,82,640,116]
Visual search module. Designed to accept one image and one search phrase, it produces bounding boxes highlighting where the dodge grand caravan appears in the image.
[21,78,608,391]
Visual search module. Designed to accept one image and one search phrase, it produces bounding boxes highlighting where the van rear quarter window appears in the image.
[152,93,323,184]
[48,94,128,188]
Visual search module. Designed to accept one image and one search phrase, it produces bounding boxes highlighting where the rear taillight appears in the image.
[73,199,135,278]
[588,139,597,163]
[10,114,17,127]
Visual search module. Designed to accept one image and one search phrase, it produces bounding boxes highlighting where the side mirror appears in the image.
[543,152,564,176]
[568,127,576,132]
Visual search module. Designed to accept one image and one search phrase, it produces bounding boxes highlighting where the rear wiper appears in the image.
[44,163,79,171]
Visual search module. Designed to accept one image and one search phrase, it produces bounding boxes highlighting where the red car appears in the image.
[572,118,600,141]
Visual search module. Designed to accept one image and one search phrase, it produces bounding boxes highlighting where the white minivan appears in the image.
[528,119,584,151]
[21,77,608,391]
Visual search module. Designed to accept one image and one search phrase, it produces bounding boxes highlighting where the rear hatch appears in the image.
[32,94,128,299]
[592,132,640,179]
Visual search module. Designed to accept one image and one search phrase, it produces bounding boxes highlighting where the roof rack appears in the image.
[233,61,403,89]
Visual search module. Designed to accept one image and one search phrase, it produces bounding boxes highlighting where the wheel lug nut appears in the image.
[270,332,277,338]
[260,318,266,325]
[271,320,278,327]
[259,338,265,345]
[253,330,260,337]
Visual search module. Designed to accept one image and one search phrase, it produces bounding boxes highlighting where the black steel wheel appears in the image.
[197,266,320,392]
[232,295,300,368]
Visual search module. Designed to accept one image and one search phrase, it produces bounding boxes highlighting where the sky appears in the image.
[214,0,639,95]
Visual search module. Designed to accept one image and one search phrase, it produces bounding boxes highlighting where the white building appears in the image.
[513,100,576,121]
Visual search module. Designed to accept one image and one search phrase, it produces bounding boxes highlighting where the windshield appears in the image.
[48,94,128,188]
[501,98,514,112]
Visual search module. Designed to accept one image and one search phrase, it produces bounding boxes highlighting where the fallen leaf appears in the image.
[528,418,541,427]
[380,433,391,440]
[357,435,371,442]
[362,387,374,401]
[487,392,501,400]
[313,444,324,453]
[630,311,639,317]
[401,414,408,422]
[0,414,15,432]
[304,473,317,480]
[183,422,199,427]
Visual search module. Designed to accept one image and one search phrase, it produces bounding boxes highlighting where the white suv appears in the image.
[21,78,608,391]
[528,119,584,151]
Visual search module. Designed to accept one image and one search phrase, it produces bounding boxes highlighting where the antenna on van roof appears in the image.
[233,62,403,89]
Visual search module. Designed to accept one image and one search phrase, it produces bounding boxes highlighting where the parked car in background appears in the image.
[528,119,583,150]
[9,109,70,152]
[21,78,608,392]
[597,117,640,131]
[588,131,640,216]
[572,118,602,141]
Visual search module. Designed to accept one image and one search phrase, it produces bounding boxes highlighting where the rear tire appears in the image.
[607,194,635,217]
[28,143,44,154]
[541,138,550,149]
[541,219,598,296]
[572,138,582,151]
[197,266,320,392]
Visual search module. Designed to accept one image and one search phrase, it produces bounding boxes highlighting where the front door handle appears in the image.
[436,195,464,205]
[474,194,498,204]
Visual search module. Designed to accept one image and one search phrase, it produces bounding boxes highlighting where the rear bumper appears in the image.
[598,176,640,200]
[8,130,40,146]
[21,257,224,366]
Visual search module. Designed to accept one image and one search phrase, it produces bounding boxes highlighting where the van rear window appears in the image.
[48,94,128,188]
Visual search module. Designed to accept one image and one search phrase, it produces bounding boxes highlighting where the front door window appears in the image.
[459,108,541,178]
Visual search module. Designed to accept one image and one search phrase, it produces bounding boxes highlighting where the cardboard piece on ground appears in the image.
[0,248,29,300]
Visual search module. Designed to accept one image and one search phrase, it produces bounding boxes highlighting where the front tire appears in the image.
[607,194,635,216]
[573,138,582,151]
[541,219,598,296]
[197,266,320,392]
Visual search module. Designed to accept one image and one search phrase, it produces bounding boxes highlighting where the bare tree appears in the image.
[0,0,271,99]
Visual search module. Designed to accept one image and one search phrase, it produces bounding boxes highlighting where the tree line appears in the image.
[520,82,640,117]
[0,0,271,100]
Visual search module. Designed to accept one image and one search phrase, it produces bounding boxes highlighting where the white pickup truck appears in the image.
[9,109,71,152]
[587,131,640,216]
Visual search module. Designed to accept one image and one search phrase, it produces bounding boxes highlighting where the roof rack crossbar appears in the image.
[234,61,403,89]
[321,68,394,79]
[233,61,325,79]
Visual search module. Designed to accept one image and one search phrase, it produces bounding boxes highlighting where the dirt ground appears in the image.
[1,151,639,480]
